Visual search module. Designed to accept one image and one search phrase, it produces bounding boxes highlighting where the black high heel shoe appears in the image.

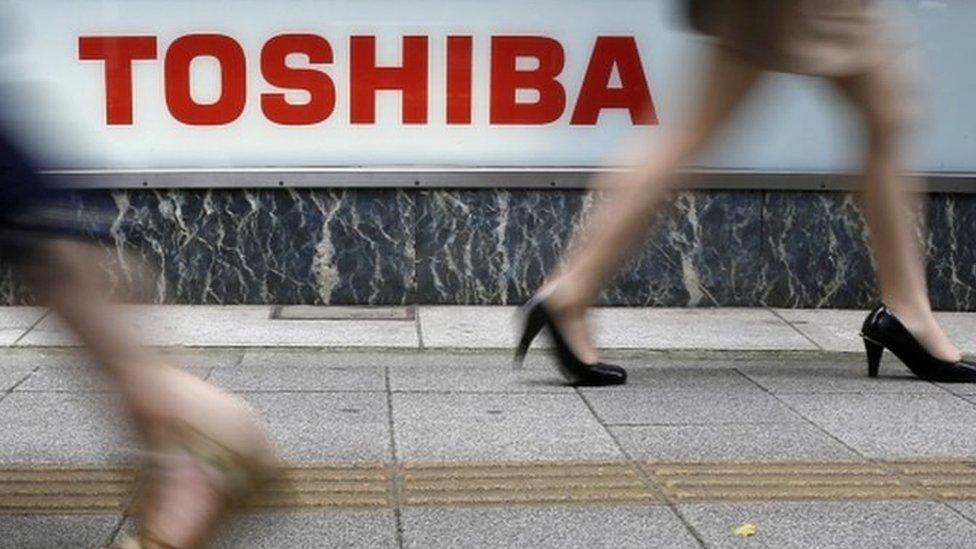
[513,293,627,386]
[860,304,976,382]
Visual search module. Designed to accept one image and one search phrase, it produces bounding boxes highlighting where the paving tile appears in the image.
[590,308,814,351]
[0,307,45,347]
[418,306,548,349]
[680,501,976,549]
[238,349,556,370]
[612,423,857,460]
[936,311,976,358]
[0,348,84,368]
[401,506,699,549]
[774,308,867,353]
[936,381,976,396]
[581,389,803,425]
[392,393,622,462]
[17,364,210,392]
[0,364,33,393]
[780,393,976,457]
[246,392,391,462]
[736,359,942,394]
[210,363,386,392]
[18,306,419,348]
[777,308,976,355]
[389,365,574,393]
[419,306,813,351]
[948,501,976,524]
[157,349,245,370]
[0,514,120,549]
[214,510,398,549]
[0,392,133,463]
[583,367,757,392]
[115,510,397,549]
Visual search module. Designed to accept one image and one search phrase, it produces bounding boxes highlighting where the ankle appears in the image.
[540,276,593,318]
[543,281,589,318]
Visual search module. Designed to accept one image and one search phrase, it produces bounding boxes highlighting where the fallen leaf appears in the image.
[733,523,758,537]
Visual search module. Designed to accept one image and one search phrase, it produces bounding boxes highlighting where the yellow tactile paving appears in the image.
[8,459,976,514]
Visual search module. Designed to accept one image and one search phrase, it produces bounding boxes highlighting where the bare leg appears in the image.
[25,240,275,547]
[542,47,765,363]
[831,61,961,362]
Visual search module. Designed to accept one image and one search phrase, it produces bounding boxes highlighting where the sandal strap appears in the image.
[173,420,271,504]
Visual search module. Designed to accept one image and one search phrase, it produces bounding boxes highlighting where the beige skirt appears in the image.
[715,0,905,77]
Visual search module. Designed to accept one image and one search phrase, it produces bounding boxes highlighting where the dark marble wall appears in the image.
[2,188,975,310]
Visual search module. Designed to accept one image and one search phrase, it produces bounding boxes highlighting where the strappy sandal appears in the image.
[104,420,278,549]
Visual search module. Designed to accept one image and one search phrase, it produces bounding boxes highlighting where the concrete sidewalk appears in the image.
[5,307,976,547]
[4,305,976,354]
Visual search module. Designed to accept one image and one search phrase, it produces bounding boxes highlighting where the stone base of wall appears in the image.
[2,188,973,310]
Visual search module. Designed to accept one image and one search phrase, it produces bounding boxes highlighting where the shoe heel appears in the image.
[864,338,883,378]
[513,304,546,369]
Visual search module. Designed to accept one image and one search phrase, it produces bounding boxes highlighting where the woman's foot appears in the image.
[861,304,976,382]
[885,303,961,362]
[515,286,626,386]
[113,373,278,548]
[537,280,600,365]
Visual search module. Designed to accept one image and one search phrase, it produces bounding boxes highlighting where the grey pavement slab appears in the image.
[612,423,857,460]
[736,359,943,394]
[157,349,245,370]
[581,389,804,426]
[213,511,398,549]
[419,306,814,351]
[389,365,574,393]
[0,514,120,549]
[418,306,549,350]
[774,309,867,353]
[116,510,398,549]
[0,348,84,368]
[17,364,210,392]
[245,392,391,462]
[0,392,133,463]
[392,393,623,462]
[777,308,976,355]
[0,307,45,347]
[238,349,556,370]
[680,501,976,549]
[780,393,976,457]
[401,505,699,549]
[0,364,33,393]
[591,308,814,351]
[948,501,976,525]
[937,381,976,396]
[583,367,758,392]
[18,306,420,348]
[211,363,386,392]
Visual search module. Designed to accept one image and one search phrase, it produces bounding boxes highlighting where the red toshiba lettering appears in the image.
[350,36,429,124]
[261,34,336,125]
[165,34,247,126]
[571,37,657,125]
[78,36,158,125]
[446,36,473,125]
[490,36,566,125]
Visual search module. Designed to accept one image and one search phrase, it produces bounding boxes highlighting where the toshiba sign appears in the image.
[79,34,656,127]
[0,0,974,180]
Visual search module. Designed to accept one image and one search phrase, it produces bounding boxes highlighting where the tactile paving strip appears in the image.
[6,459,976,514]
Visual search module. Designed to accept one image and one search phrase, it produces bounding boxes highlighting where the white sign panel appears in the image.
[0,0,972,174]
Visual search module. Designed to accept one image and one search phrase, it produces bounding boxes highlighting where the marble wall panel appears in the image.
[1,187,974,310]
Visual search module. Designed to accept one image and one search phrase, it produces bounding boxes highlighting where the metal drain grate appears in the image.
[271,306,415,321]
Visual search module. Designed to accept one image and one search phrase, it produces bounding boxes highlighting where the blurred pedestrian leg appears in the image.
[0,122,279,547]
